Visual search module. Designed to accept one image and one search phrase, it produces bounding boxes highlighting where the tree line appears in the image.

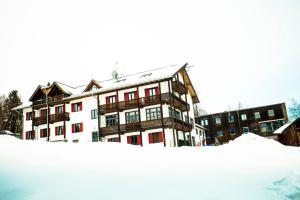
[0,90,22,133]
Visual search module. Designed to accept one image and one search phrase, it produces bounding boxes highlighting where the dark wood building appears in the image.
[274,118,300,146]
[195,103,288,145]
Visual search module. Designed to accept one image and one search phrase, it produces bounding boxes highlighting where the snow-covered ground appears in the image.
[0,133,299,200]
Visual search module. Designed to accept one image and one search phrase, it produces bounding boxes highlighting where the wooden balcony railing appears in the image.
[49,112,70,123]
[100,117,192,136]
[32,116,47,126]
[99,93,190,114]
[172,80,187,94]
[32,95,67,107]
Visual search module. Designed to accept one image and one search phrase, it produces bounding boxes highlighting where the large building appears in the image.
[195,103,288,145]
[14,63,205,147]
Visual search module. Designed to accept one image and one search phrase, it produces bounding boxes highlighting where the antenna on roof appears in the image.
[112,61,119,80]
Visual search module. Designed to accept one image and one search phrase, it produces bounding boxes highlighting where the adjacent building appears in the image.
[14,63,204,147]
[195,103,288,145]
[274,118,300,146]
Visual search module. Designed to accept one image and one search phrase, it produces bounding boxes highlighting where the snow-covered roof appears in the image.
[273,118,299,134]
[65,64,185,100]
[12,104,32,111]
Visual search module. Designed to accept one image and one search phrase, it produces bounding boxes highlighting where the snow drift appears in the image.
[0,133,299,200]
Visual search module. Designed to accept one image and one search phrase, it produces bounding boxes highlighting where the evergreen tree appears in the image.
[289,99,300,120]
[0,95,5,130]
[3,90,22,133]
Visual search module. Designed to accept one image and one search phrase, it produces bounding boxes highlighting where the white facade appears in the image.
[19,64,200,147]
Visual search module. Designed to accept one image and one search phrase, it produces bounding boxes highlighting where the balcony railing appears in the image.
[100,117,192,136]
[172,80,187,94]
[49,112,70,123]
[32,116,47,126]
[99,93,190,114]
[32,95,67,107]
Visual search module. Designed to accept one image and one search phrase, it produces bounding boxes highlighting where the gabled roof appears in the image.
[274,118,300,134]
[83,79,102,92]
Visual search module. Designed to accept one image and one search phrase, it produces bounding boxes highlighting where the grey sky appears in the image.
[0,0,299,113]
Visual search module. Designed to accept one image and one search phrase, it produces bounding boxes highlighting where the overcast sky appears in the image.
[0,0,299,113]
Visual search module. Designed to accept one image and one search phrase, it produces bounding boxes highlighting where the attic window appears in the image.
[91,85,98,91]
[140,73,152,78]
[115,78,126,83]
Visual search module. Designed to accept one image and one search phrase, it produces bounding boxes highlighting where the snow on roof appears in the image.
[273,120,295,134]
[65,64,184,100]
[12,103,32,111]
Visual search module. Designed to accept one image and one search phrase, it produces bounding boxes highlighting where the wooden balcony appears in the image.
[33,116,47,126]
[99,93,190,114]
[172,80,187,94]
[100,117,192,136]
[49,112,70,123]
[161,93,190,112]
[119,99,139,111]
[99,103,118,114]
[32,95,67,108]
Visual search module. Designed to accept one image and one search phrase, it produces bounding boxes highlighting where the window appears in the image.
[72,123,83,133]
[55,106,64,114]
[26,112,33,121]
[108,137,120,142]
[71,102,82,112]
[92,131,99,142]
[200,119,208,126]
[146,107,161,120]
[260,120,284,133]
[106,95,116,104]
[106,115,118,126]
[125,111,139,124]
[91,109,98,120]
[148,132,163,144]
[268,109,275,117]
[215,116,221,125]
[40,128,48,138]
[55,126,64,136]
[228,115,234,123]
[127,135,141,145]
[169,107,181,119]
[242,127,249,133]
[40,109,48,117]
[25,131,35,140]
[229,127,236,135]
[241,114,247,121]
[145,87,159,97]
[254,112,260,119]
[216,130,223,137]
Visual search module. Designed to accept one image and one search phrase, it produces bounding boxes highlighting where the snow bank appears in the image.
[0,134,300,200]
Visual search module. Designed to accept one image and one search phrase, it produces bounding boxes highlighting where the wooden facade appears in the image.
[195,103,288,145]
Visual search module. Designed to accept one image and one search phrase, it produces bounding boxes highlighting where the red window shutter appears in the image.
[71,104,75,112]
[25,132,28,140]
[159,132,164,142]
[124,93,129,101]
[148,133,153,144]
[127,136,131,144]
[137,135,141,145]
[79,102,82,111]
[72,124,75,133]
[40,129,43,138]
[55,107,58,114]
[134,91,138,99]
[145,89,149,97]
[155,87,159,95]
[106,96,110,104]
[55,127,58,135]
[80,123,83,132]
